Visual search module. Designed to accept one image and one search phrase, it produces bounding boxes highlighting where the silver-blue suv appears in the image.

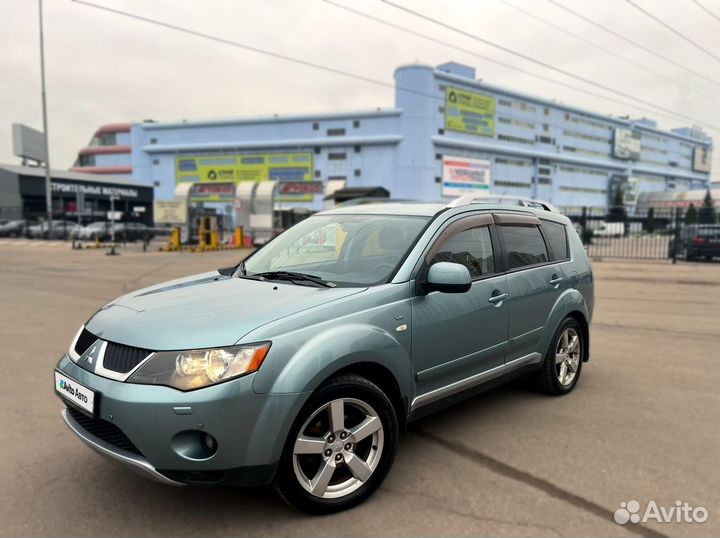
[55,196,594,513]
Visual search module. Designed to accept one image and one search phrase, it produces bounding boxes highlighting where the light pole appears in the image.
[39,0,53,236]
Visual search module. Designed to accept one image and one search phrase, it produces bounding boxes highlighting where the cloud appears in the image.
[1,0,718,173]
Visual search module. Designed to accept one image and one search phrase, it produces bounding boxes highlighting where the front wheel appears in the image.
[532,317,584,395]
[274,374,398,514]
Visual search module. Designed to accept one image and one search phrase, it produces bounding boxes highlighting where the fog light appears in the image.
[171,430,218,460]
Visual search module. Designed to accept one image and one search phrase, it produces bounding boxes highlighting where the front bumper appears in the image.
[56,355,310,485]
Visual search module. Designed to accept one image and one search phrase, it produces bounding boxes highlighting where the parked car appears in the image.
[28,220,82,239]
[54,198,593,513]
[77,221,110,241]
[594,221,624,237]
[678,224,720,261]
[0,219,30,237]
[77,221,153,242]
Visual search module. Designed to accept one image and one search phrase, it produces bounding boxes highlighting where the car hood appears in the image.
[85,271,366,350]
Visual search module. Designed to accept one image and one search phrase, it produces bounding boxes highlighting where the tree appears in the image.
[698,189,716,225]
[685,203,699,225]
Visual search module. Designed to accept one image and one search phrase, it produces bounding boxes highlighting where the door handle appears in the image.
[549,276,564,286]
[488,292,509,304]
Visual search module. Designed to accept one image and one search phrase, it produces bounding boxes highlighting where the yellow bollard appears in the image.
[169,227,181,251]
[234,226,243,249]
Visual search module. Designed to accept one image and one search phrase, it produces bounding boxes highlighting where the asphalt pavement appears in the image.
[0,241,717,537]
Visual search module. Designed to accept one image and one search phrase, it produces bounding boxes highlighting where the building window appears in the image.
[353,120,360,128]
[536,135,554,144]
[498,134,535,145]
[436,153,442,160]
[328,152,347,160]
[152,159,160,165]
[559,186,607,194]
[150,138,157,144]
[435,177,442,183]
[313,122,319,130]
[498,117,535,129]
[354,145,361,153]
[78,155,96,166]
[538,177,552,185]
[438,128,445,135]
[494,180,531,188]
[354,169,361,177]
[314,147,321,154]
[328,175,347,180]
[314,170,321,178]
[495,157,532,168]
[153,181,161,187]
[538,166,552,176]
[327,128,346,136]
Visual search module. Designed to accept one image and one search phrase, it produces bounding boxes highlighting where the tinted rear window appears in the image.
[541,220,569,261]
[500,225,549,269]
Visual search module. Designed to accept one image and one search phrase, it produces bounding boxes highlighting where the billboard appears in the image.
[175,152,314,201]
[613,128,641,160]
[12,123,46,163]
[445,87,496,136]
[442,157,491,197]
[692,146,712,173]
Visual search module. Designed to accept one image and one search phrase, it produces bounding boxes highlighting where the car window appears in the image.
[541,220,569,261]
[500,225,549,269]
[430,225,495,278]
[244,214,430,286]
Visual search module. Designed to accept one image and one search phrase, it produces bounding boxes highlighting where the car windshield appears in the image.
[243,214,430,286]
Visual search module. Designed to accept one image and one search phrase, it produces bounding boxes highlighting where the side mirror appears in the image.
[217,266,236,277]
[426,262,472,293]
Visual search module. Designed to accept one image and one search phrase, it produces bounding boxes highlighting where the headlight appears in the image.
[127,342,271,391]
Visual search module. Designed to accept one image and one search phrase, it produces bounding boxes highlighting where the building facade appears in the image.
[72,61,714,211]
[71,123,133,177]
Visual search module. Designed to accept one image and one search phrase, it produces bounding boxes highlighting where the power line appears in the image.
[72,0,720,143]
[497,0,720,104]
[381,0,720,132]
[625,0,720,63]
[689,0,720,24]
[324,0,718,126]
[547,0,720,89]
[67,0,594,136]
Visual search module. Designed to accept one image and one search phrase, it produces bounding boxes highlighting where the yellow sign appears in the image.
[175,152,314,201]
[445,87,496,136]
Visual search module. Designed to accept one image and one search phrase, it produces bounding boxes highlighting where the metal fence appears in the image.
[565,206,719,261]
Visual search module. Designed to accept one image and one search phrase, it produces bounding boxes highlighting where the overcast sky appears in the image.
[1,0,719,176]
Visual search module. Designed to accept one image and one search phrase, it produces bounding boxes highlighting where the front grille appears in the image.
[74,328,97,357]
[66,406,143,457]
[103,342,152,373]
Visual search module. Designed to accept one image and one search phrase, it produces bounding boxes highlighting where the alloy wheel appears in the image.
[292,397,384,499]
[555,327,581,386]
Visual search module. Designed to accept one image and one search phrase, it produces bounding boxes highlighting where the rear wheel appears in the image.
[532,317,584,395]
[274,374,398,514]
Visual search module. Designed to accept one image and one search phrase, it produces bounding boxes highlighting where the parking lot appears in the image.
[0,241,717,537]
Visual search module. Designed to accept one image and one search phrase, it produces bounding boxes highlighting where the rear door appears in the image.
[495,213,564,363]
[411,213,509,402]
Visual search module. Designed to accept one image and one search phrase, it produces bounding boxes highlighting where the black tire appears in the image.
[532,317,584,395]
[274,374,399,514]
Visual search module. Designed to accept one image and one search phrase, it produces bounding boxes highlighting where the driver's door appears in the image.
[411,213,509,405]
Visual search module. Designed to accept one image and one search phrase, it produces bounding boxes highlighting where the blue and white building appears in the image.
[74,61,714,211]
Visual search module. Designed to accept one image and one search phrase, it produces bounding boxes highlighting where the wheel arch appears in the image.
[328,361,408,430]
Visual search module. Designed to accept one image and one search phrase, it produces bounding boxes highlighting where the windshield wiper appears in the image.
[252,271,336,288]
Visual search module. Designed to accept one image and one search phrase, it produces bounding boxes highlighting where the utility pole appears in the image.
[39,0,53,236]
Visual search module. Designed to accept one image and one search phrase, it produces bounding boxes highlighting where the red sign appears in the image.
[278,181,324,195]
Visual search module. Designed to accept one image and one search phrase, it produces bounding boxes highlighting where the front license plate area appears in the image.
[55,371,96,416]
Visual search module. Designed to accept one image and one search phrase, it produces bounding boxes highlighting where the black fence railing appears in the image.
[565,206,719,261]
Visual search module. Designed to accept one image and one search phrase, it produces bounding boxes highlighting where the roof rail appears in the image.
[446,194,559,212]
